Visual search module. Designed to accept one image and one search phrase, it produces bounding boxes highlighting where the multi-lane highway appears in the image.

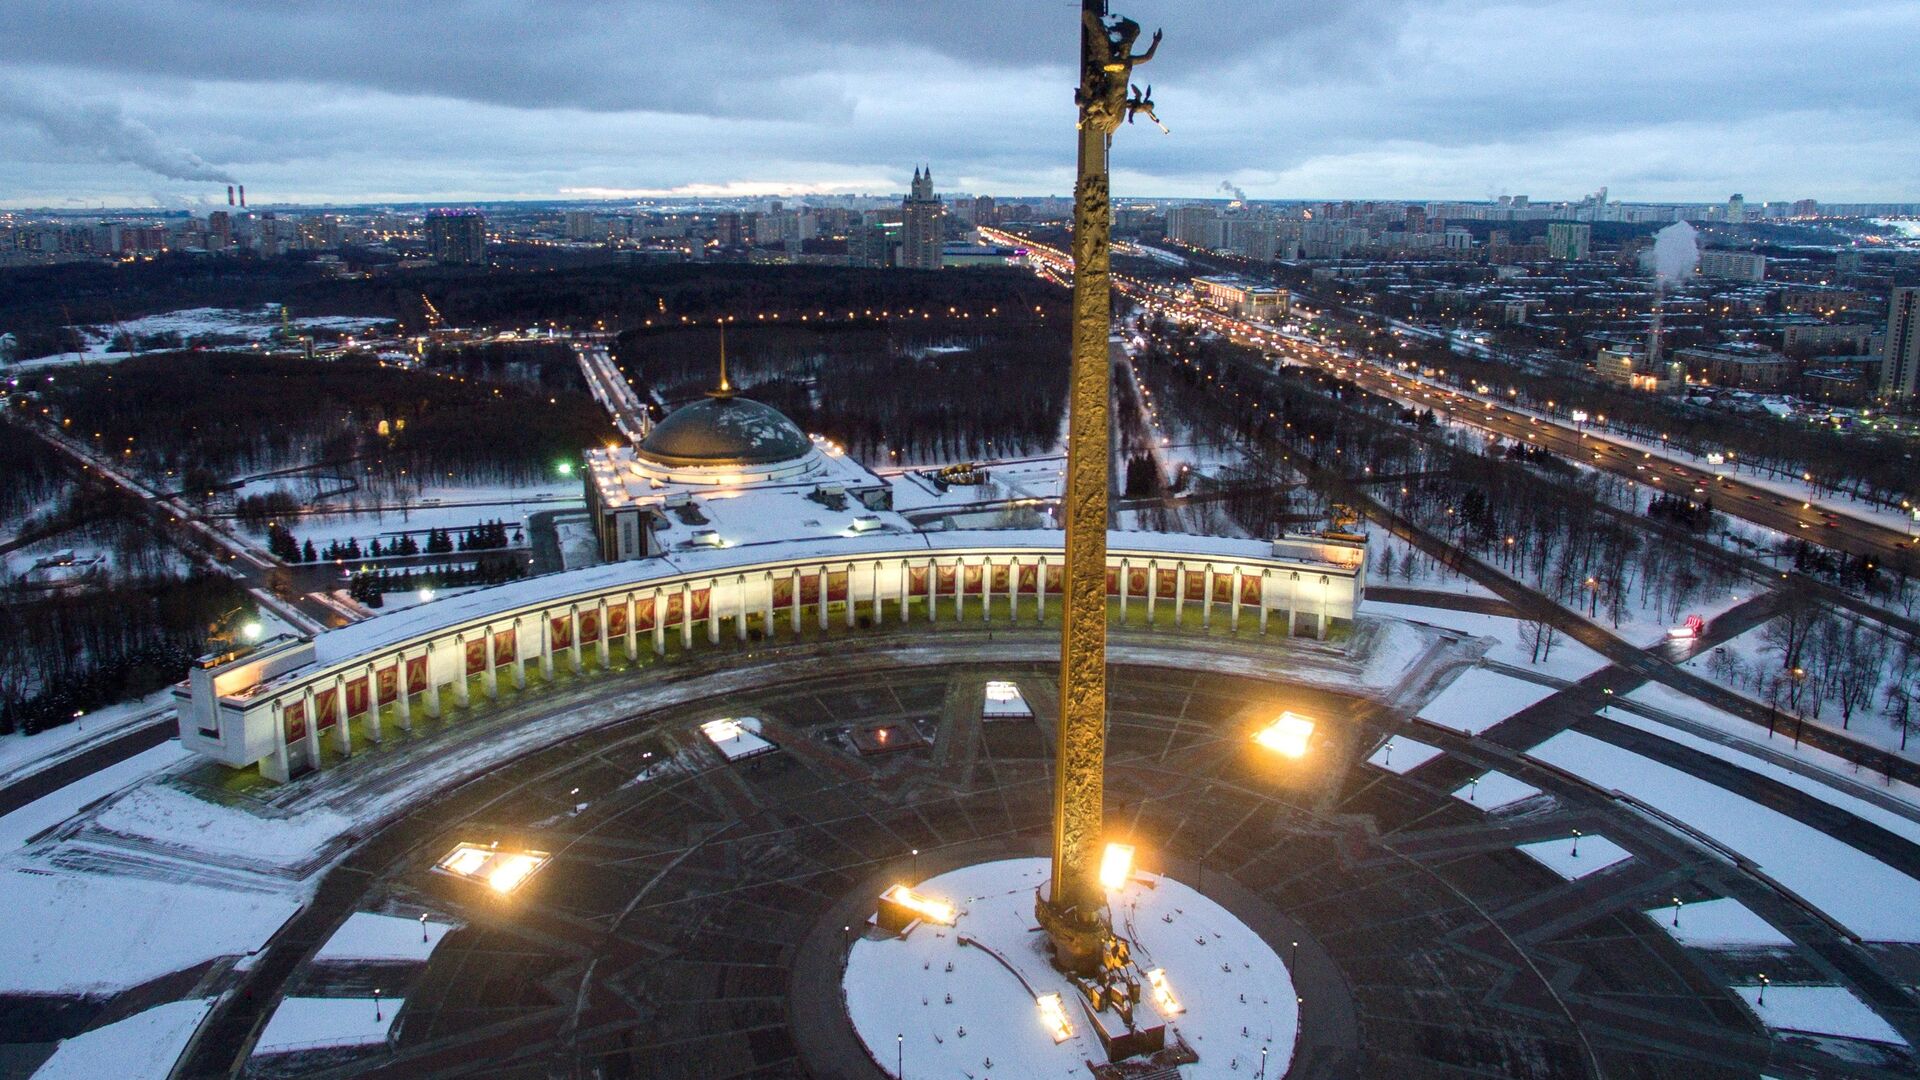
[985,226,1916,568]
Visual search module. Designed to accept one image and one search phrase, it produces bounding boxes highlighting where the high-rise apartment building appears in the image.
[207,211,232,251]
[426,209,487,265]
[1698,249,1767,282]
[1883,287,1920,398]
[1166,205,1223,249]
[1727,193,1746,223]
[900,166,943,270]
[971,195,996,227]
[1546,222,1591,260]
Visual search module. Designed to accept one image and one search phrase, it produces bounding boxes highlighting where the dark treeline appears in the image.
[427,340,587,394]
[0,571,251,735]
[0,422,73,525]
[41,353,613,490]
[2,256,1066,359]
[617,314,1071,463]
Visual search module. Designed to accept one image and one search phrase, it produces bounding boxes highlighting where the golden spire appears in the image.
[707,320,735,399]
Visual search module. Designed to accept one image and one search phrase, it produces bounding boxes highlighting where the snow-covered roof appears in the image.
[230,527,1359,696]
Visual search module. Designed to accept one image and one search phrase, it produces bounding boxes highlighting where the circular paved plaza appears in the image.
[225,656,1910,1079]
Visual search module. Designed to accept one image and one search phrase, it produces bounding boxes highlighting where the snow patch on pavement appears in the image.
[1416,667,1559,735]
[30,997,213,1080]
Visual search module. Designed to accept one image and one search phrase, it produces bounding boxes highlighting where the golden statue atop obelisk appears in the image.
[1037,0,1161,977]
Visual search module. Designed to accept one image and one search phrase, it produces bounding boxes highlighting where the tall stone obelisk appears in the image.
[1038,0,1160,976]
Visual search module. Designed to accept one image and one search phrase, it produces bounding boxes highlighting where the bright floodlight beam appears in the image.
[1146,967,1184,1016]
[1036,991,1074,1042]
[1098,841,1135,891]
[1254,711,1316,757]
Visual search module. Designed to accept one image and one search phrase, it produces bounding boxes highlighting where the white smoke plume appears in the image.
[1218,180,1248,202]
[1646,220,1699,285]
[0,77,235,184]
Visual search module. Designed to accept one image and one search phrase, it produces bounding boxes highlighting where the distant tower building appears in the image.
[900,166,943,270]
[1884,287,1920,399]
[1546,222,1591,260]
[972,194,997,226]
[207,211,232,252]
[427,209,487,265]
[1727,193,1746,224]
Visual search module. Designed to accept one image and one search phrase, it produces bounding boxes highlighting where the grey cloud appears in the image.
[0,75,235,182]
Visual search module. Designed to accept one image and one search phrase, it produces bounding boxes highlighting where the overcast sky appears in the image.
[3,0,1916,210]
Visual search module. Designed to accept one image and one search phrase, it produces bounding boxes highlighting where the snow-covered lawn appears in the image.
[1363,526,1496,599]
[90,782,355,874]
[266,481,581,554]
[0,868,301,994]
[1527,730,1920,942]
[1365,602,1610,680]
[313,912,454,964]
[17,306,394,369]
[1600,704,1920,845]
[844,857,1296,1079]
[1516,833,1632,879]
[1415,667,1561,735]
[1733,984,1908,1046]
[1673,618,1919,764]
[1452,770,1545,811]
[1364,736,1444,774]
[29,998,213,1080]
[254,996,402,1055]
[1644,897,1790,949]
[0,742,191,850]
[0,689,177,786]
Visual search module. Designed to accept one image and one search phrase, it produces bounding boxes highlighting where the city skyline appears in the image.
[3,0,1919,210]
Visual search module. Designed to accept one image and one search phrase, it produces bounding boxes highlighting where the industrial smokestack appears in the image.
[238,185,245,208]
[227,185,235,206]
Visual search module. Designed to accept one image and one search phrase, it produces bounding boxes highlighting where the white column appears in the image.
[624,593,639,660]
[763,573,775,637]
[790,570,803,635]
[817,567,830,631]
[1035,556,1046,623]
[333,674,352,755]
[1174,562,1187,626]
[453,636,471,707]
[736,576,748,642]
[509,622,526,689]
[1144,559,1155,626]
[568,605,584,674]
[871,561,883,624]
[269,701,290,780]
[598,600,612,665]
[707,579,721,643]
[303,687,323,768]
[539,614,555,680]
[364,663,382,743]
[929,560,940,623]
[1289,572,1301,636]
[653,589,667,655]
[1258,570,1270,634]
[980,559,991,624]
[395,656,412,731]
[1201,565,1214,630]
[1230,567,1242,632]
[1319,574,1331,639]
[844,565,856,629]
[483,625,499,700]
[423,645,441,718]
[681,586,695,649]
[1118,558,1129,626]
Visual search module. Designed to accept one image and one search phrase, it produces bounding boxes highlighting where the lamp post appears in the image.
[1672,897,1683,927]
[374,988,383,1023]
[1570,828,1582,858]
[1756,973,1769,1007]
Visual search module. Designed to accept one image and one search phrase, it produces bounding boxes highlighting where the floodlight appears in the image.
[1254,712,1315,757]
